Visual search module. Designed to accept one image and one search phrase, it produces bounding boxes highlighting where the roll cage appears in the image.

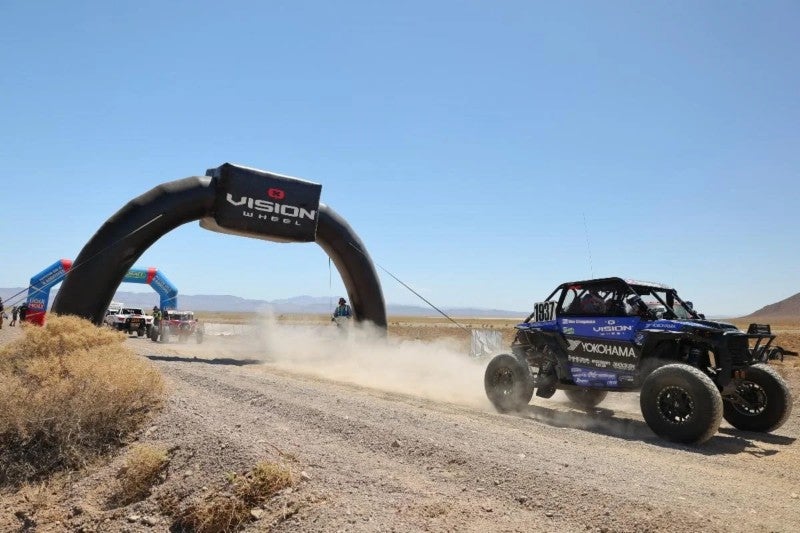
[526,277,701,321]
[165,310,195,321]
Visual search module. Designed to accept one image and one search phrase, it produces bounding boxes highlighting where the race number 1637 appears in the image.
[533,301,556,322]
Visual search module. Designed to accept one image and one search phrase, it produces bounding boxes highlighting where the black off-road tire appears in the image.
[640,364,723,444]
[767,347,784,362]
[564,388,608,409]
[723,364,793,432]
[484,354,534,413]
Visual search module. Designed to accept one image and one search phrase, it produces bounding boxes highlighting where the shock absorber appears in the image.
[688,346,703,366]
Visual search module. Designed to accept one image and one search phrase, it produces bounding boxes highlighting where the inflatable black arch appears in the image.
[52,164,386,328]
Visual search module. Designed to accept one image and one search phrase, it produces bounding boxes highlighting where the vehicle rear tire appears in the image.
[640,364,722,444]
[484,354,534,413]
[766,347,784,362]
[723,364,792,432]
[564,388,608,409]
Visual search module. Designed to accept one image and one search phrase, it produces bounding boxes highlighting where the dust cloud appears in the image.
[192,315,645,433]
[261,317,490,407]
[206,314,492,409]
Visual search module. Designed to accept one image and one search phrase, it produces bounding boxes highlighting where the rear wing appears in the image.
[747,323,771,335]
[745,323,776,362]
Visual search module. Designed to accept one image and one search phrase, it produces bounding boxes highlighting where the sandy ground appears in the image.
[1,317,800,532]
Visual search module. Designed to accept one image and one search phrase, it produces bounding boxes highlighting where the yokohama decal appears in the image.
[567,339,636,359]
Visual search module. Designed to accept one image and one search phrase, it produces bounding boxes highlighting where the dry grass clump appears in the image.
[170,461,293,533]
[111,445,170,506]
[0,315,165,486]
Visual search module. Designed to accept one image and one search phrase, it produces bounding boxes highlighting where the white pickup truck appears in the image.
[104,303,154,337]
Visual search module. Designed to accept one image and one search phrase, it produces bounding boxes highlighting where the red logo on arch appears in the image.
[268,188,285,200]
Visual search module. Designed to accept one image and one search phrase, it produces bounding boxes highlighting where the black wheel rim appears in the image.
[732,381,768,416]
[491,366,515,396]
[657,386,694,424]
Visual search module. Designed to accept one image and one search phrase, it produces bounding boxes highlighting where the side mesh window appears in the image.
[560,289,580,315]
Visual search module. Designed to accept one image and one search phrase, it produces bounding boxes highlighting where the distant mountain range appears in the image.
[4,286,798,319]
[0,287,524,318]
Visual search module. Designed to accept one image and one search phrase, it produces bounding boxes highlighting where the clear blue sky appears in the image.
[1,1,798,316]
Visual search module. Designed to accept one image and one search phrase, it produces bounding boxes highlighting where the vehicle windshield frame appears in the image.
[629,284,699,319]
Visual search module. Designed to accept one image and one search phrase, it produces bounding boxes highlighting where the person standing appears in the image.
[331,297,352,322]
[11,305,18,326]
[0,297,4,329]
[18,302,28,323]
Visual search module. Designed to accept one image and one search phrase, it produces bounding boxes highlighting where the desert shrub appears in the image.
[0,315,165,486]
[171,462,293,533]
[111,445,169,506]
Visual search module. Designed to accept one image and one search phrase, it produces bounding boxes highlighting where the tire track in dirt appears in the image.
[148,354,751,532]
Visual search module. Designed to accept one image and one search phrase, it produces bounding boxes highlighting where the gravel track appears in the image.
[128,335,800,532]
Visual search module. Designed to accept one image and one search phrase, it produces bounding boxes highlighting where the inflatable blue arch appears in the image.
[26,259,177,325]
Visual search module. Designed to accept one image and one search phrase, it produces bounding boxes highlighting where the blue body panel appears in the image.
[559,316,643,341]
[517,320,559,332]
[518,313,719,389]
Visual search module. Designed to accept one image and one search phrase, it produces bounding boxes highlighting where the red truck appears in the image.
[150,309,204,343]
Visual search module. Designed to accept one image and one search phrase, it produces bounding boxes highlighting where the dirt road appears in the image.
[118,322,800,533]
[3,320,799,532]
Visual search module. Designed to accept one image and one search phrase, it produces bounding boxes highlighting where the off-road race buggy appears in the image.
[149,310,204,344]
[484,277,793,444]
[104,306,153,337]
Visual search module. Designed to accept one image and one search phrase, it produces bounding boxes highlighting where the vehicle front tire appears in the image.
[564,388,608,409]
[723,364,792,433]
[640,364,723,444]
[484,354,534,413]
